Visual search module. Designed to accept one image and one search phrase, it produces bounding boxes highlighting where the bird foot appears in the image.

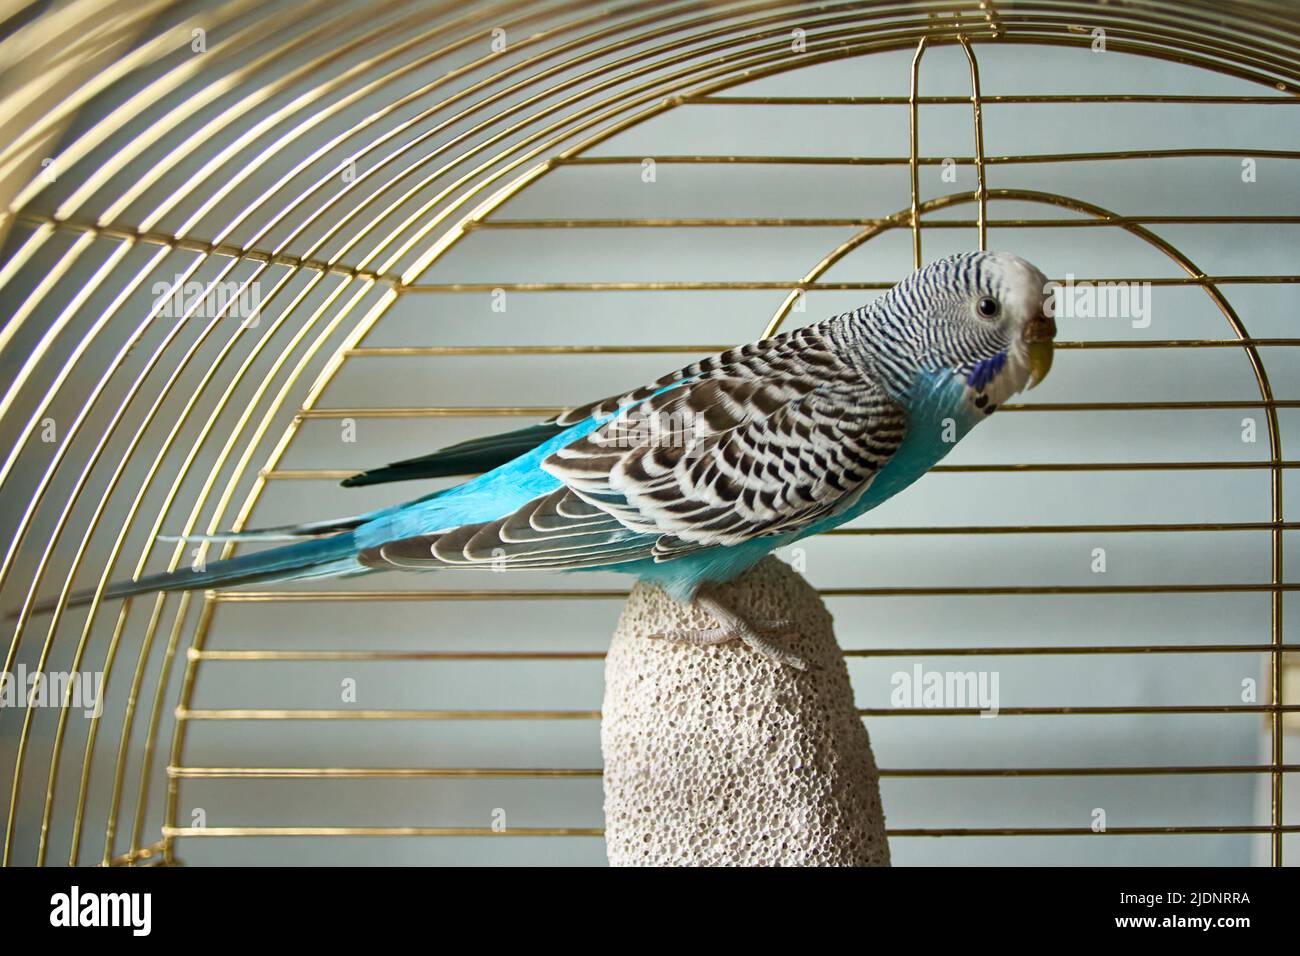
[650,590,811,671]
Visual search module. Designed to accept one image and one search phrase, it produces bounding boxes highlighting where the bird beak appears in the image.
[1022,309,1057,389]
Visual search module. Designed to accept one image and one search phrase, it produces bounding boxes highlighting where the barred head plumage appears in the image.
[843,251,1055,409]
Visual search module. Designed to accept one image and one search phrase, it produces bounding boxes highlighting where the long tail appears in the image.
[19,468,467,618]
[19,532,362,618]
[155,485,458,544]
[156,514,368,543]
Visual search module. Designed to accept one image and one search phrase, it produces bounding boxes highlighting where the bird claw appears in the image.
[649,594,811,671]
[736,625,813,672]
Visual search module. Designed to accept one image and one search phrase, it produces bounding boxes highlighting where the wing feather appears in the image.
[357,320,907,574]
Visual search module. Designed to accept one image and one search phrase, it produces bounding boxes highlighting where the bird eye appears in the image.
[976,296,1000,319]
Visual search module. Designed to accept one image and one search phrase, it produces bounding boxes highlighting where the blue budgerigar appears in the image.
[39,251,1055,669]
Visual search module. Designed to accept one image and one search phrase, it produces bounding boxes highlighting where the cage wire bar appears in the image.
[0,0,1295,867]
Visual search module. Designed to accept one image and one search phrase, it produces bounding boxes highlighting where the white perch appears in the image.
[601,556,890,866]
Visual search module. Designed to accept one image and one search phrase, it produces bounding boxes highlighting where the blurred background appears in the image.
[0,0,1296,866]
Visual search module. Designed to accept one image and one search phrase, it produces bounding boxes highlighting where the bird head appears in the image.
[866,251,1056,412]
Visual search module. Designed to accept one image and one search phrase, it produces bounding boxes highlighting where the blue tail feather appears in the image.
[20,532,361,618]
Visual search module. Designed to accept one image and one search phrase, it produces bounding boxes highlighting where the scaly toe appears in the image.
[649,627,734,647]
[736,628,812,671]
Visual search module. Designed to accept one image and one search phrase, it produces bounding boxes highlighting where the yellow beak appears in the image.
[1022,310,1057,389]
[1026,340,1054,389]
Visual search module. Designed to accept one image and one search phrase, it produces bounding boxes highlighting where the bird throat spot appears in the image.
[967,351,1008,393]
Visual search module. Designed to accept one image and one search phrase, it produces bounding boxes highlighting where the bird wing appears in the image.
[357,332,908,572]
[339,322,843,488]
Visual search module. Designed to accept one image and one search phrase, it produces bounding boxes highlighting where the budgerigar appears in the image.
[37,251,1055,669]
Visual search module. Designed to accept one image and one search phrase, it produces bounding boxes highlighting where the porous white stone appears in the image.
[601,556,890,867]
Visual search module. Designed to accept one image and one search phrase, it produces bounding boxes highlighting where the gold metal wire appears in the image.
[0,0,1295,867]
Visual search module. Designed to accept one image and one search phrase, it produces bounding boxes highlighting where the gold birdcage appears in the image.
[0,0,1296,867]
